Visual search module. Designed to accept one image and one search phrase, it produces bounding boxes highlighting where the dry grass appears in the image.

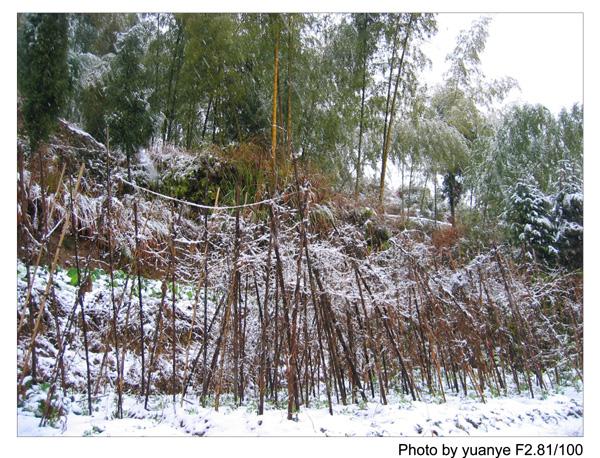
[432,225,462,250]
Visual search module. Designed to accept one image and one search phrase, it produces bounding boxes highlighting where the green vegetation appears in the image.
[16,14,582,265]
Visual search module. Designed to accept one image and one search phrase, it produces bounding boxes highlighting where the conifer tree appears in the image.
[106,24,153,159]
[554,179,583,269]
[442,169,464,226]
[18,13,70,235]
[505,178,557,264]
[18,13,70,153]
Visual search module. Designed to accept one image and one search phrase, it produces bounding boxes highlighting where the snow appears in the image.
[74,52,112,89]
[384,214,453,228]
[60,119,106,150]
[561,191,583,208]
[137,148,159,182]
[18,388,582,437]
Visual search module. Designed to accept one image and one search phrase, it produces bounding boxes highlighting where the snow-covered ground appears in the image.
[16,252,584,438]
[18,388,582,437]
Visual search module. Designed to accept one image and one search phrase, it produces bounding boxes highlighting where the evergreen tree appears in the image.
[18,13,70,236]
[554,179,583,270]
[105,24,153,161]
[18,13,70,153]
[442,168,464,226]
[505,178,557,264]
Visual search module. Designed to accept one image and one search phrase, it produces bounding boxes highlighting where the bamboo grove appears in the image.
[16,142,582,425]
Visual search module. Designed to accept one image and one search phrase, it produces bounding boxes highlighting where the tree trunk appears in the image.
[354,14,369,197]
[286,15,294,164]
[433,173,438,227]
[202,179,210,377]
[26,267,37,383]
[257,232,273,415]
[163,22,185,144]
[381,17,402,184]
[201,96,213,142]
[407,158,414,218]
[211,95,218,144]
[420,171,429,215]
[270,21,280,186]
[379,14,416,206]
[145,280,167,409]
[400,159,405,216]
[37,144,47,240]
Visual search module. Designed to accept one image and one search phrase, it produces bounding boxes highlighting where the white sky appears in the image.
[422,13,583,114]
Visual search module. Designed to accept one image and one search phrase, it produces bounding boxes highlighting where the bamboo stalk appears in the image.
[170,205,182,403]
[68,171,93,414]
[105,131,123,418]
[19,163,85,389]
[144,280,168,409]
[125,146,146,397]
[313,268,367,403]
[18,163,67,334]
[182,290,226,403]
[257,227,272,415]
[270,20,280,184]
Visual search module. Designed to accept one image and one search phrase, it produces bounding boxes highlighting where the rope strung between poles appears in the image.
[119,177,299,211]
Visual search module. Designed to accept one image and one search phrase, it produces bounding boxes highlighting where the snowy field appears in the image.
[18,388,582,437]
